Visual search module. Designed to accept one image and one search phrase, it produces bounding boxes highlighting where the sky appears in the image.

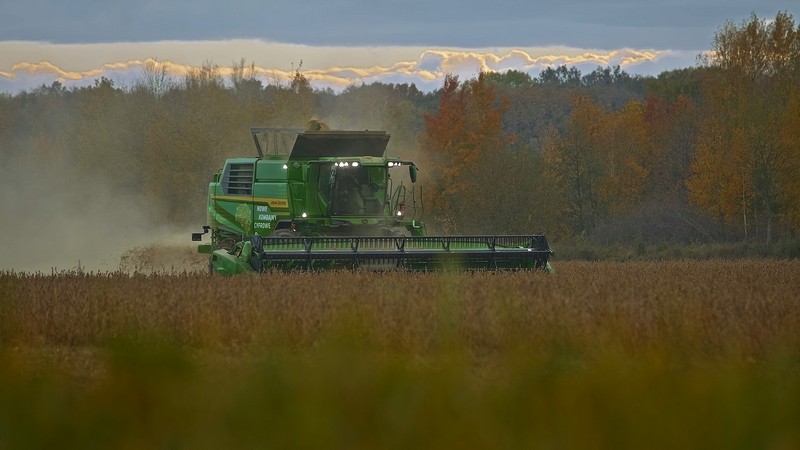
[0,1,796,93]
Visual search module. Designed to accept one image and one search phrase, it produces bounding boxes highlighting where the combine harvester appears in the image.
[192,128,553,274]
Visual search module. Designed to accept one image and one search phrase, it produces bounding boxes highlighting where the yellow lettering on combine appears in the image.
[258,198,288,208]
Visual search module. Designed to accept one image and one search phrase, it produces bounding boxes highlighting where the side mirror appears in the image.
[192,225,211,241]
[409,165,418,183]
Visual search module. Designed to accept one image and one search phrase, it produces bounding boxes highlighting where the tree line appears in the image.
[1,12,797,244]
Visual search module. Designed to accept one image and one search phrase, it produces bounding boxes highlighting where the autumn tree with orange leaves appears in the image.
[419,73,513,233]
[542,95,606,234]
[689,11,800,241]
[543,95,653,235]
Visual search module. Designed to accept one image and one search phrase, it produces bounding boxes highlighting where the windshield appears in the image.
[317,164,388,216]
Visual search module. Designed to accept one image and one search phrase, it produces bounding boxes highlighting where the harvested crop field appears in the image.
[2,260,799,449]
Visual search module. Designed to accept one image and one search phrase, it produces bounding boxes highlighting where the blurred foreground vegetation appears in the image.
[2,261,799,448]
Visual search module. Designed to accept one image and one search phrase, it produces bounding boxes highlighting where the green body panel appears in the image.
[251,166,290,234]
[206,154,420,243]
[207,157,258,238]
[209,245,252,275]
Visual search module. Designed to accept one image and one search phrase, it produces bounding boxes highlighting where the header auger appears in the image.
[192,127,553,274]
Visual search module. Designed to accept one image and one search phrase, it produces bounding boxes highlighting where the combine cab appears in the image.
[192,128,553,274]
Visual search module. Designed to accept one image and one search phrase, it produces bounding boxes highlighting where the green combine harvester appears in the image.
[192,128,553,274]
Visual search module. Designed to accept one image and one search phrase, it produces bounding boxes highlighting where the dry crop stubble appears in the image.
[2,260,798,362]
[1,260,799,449]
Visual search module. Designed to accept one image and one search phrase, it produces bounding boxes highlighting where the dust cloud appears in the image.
[0,159,205,274]
[0,110,420,275]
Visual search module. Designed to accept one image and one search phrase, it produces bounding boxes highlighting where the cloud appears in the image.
[2,0,791,50]
[0,40,697,94]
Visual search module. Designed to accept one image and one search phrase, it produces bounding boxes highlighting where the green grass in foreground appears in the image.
[2,339,798,450]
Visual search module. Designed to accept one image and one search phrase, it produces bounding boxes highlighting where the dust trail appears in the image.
[0,159,204,274]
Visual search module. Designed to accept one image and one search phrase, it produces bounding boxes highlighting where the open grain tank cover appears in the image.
[289,131,390,159]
